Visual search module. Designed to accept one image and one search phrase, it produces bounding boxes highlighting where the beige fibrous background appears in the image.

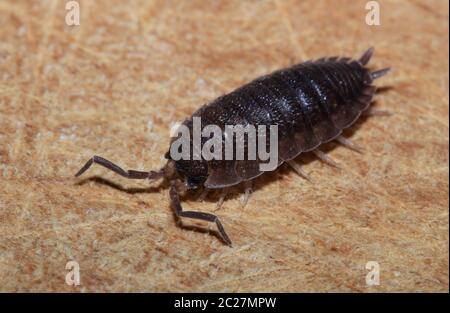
[0,0,448,292]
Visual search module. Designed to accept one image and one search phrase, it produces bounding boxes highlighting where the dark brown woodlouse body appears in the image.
[171,48,390,190]
[75,47,390,246]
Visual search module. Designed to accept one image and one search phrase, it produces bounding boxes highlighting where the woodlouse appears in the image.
[75,47,390,246]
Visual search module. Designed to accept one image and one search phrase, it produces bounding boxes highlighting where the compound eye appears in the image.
[187,176,205,190]
[187,179,198,190]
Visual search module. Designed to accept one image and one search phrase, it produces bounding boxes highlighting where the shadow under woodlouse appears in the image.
[74,176,228,243]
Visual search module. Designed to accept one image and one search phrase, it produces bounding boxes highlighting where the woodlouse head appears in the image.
[164,152,208,189]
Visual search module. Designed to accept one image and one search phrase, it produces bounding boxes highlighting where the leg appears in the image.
[197,188,209,201]
[363,107,393,117]
[313,149,341,168]
[240,180,253,208]
[75,155,163,179]
[287,160,312,182]
[215,188,229,211]
[336,135,364,153]
[170,184,232,246]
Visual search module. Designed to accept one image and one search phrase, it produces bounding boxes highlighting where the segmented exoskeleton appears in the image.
[75,47,390,246]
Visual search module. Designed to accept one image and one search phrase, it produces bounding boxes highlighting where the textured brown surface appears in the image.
[0,0,448,292]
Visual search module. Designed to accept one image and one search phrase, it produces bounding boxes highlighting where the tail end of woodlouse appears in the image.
[359,47,375,65]
[370,67,391,80]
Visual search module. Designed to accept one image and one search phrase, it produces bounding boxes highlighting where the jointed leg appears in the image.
[313,149,341,168]
[75,155,164,179]
[363,107,392,117]
[197,188,209,201]
[170,184,232,246]
[287,160,312,182]
[240,180,253,208]
[215,188,228,211]
[336,136,364,153]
